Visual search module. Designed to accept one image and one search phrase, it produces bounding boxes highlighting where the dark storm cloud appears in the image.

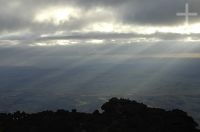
[123,0,200,25]
[1,0,200,30]
[1,0,200,44]
[69,0,200,25]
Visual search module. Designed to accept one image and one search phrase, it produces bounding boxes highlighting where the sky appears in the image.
[1,0,200,46]
[1,0,200,123]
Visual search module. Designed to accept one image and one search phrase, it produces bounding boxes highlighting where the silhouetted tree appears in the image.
[0,98,199,132]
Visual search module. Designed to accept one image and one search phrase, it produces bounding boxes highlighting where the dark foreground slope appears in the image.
[0,98,199,132]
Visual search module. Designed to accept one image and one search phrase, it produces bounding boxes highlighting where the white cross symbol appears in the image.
[176,3,198,26]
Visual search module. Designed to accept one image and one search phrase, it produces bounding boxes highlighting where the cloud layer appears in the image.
[1,0,200,46]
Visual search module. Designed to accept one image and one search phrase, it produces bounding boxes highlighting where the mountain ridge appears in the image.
[0,97,199,132]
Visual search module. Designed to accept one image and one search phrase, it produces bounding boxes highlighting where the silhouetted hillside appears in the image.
[0,98,199,132]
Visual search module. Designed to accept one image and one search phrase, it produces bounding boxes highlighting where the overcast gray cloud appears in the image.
[1,0,200,45]
[121,0,200,25]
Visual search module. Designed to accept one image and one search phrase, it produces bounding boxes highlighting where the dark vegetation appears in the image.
[0,98,199,132]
